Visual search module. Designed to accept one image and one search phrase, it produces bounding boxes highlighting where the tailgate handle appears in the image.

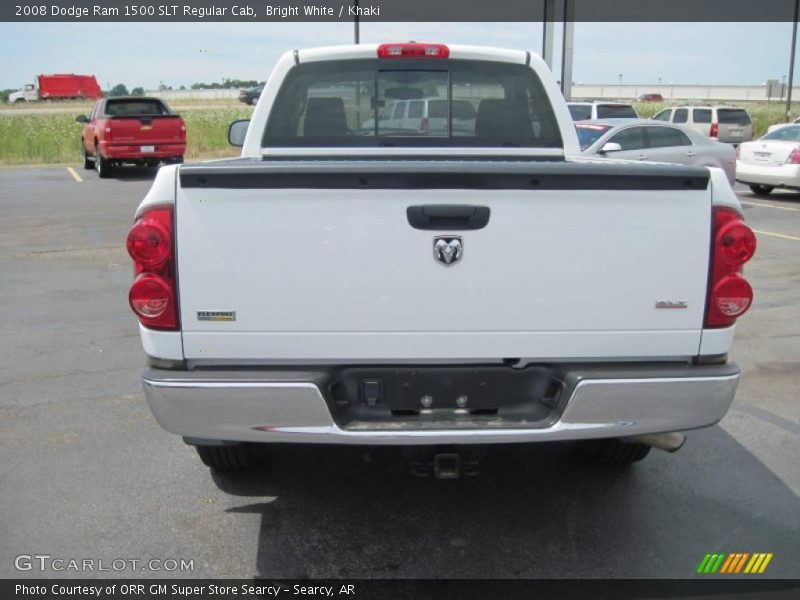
[407,205,490,231]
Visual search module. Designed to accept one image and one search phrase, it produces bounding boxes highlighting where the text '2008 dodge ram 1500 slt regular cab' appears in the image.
[128,43,756,476]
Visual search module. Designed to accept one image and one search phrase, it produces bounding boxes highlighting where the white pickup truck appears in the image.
[128,43,756,476]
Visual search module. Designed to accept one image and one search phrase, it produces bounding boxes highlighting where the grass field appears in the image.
[0,101,796,166]
[0,104,252,165]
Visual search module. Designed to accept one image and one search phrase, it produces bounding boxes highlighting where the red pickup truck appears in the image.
[77,97,186,178]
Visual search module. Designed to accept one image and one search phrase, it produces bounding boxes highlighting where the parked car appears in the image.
[76,97,186,178]
[577,119,736,183]
[361,97,477,135]
[130,43,754,477]
[567,101,639,120]
[651,106,754,144]
[9,74,102,103]
[238,85,263,106]
[736,124,800,194]
[637,93,664,103]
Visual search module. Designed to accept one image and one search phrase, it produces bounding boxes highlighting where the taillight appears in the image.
[377,43,450,59]
[126,206,178,330]
[787,146,800,164]
[420,117,429,132]
[710,122,718,138]
[705,207,756,328]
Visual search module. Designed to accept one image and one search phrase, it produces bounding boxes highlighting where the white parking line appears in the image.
[752,229,800,242]
[741,200,800,212]
[66,167,83,183]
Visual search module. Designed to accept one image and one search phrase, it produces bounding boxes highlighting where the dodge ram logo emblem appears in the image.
[433,236,463,266]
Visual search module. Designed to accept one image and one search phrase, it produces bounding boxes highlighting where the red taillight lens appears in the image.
[711,274,753,318]
[705,207,756,328]
[127,206,178,330]
[377,43,450,59]
[716,220,757,266]
[129,274,176,328]
[710,122,718,138]
[786,146,800,164]
[126,216,171,270]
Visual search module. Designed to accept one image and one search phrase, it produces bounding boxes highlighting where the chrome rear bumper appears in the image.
[142,363,739,445]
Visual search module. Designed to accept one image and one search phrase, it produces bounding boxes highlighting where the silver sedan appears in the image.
[577,119,737,184]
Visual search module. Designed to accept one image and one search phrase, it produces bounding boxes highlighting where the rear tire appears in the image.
[251,97,258,106]
[95,143,111,178]
[749,184,774,195]
[195,444,261,470]
[578,439,651,464]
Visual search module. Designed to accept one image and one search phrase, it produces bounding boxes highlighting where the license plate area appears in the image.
[328,365,563,430]
[140,145,155,153]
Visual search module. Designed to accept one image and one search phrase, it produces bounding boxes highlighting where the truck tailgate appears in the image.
[108,115,184,144]
[175,160,712,362]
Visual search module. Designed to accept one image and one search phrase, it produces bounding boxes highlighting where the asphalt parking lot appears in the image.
[0,165,798,579]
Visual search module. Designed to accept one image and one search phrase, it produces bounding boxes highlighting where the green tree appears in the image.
[107,84,129,97]
[130,87,145,96]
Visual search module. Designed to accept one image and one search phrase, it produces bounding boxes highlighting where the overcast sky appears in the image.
[0,22,796,90]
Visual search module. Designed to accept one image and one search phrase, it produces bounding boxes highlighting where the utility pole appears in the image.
[786,0,798,121]
[560,0,574,99]
[353,0,360,44]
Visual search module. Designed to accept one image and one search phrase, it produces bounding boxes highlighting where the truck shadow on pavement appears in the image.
[210,427,799,578]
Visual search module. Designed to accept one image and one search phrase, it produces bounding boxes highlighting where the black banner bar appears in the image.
[3,0,800,22]
[3,579,800,600]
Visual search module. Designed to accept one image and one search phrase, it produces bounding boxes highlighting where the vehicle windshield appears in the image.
[568,104,592,120]
[717,109,751,125]
[263,59,562,148]
[105,99,169,116]
[762,125,800,141]
[575,123,612,150]
[596,104,638,119]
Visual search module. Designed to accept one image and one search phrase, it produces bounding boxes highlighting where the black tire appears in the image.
[195,444,260,470]
[578,439,651,464]
[749,184,774,195]
[95,142,112,178]
[82,143,93,170]
[251,97,258,106]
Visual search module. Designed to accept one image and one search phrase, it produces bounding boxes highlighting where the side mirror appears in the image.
[75,115,89,124]
[228,120,250,146]
[599,142,622,154]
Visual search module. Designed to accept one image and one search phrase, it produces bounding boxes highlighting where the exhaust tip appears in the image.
[633,432,687,453]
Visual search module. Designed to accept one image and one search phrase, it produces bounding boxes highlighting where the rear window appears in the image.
[762,125,800,141]
[104,99,169,116]
[263,59,562,148]
[596,104,637,119]
[717,109,751,125]
[568,104,592,120]
[575,123,611,150]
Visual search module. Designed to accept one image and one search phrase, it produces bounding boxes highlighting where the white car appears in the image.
[364,97,477,135]
[130,43,754,477]
[567,101,638,120]
[736,124,800,194]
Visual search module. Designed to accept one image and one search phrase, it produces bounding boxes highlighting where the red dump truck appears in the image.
[8,74,103,103]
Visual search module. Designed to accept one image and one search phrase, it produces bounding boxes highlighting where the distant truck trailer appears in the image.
[8,74,103,103]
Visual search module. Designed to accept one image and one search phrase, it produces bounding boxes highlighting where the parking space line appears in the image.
[66,167,83,183]
[741,200,800,212]
[752,229,800,242]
